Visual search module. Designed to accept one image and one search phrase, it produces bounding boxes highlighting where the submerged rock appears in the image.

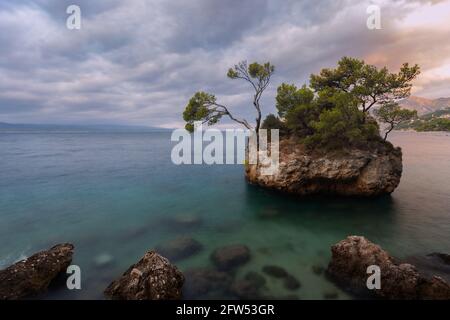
[262,265,288,278]
[211,245,250,271]
[183,267,232,299]
[0,243,74,300]
[327,236,450,299]
[231,271,267,299]
[104,250,184,300]
[427,252,450,265]
[284,274,301,290]
[245,138,402,197]
[156,236,203,261]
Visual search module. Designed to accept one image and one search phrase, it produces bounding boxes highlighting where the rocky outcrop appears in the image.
[327,236,450,299]
[104,250,184,300]
[245,138,402,197]
[0,243,74,300]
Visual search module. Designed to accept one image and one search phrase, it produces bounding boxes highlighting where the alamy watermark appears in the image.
[66,5,81,30]
[171,122,280,176]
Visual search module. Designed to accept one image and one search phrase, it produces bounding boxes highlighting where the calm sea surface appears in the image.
[0,131,449,299]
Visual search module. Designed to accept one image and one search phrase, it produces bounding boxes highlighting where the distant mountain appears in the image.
[399,96,450,115]
[0,122,171,133]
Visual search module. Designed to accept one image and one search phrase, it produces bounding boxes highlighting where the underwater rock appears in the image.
[245,138,402,197]
[104,250,184,300]
[231,271,267,299]
[183,267,232,299]
[262,265,288,278]
[0,243,74,300]
[156,236,203,261]
[211,245,250,271]
[427,252,450,265]
[312,265,325,275]
[284,274,301,290]
[244,271,266,288]
[327,236,450,299]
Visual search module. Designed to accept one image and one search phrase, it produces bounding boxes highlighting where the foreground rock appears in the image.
[327,236,450,299]
[211,245,251,271]
[104,251,184,300]
[246,138,402,197]
[0,243,74,300]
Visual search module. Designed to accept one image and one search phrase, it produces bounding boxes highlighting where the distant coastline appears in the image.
[0,122,172,133]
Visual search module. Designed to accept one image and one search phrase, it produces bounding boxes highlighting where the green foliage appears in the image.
[398,108,450,132]
[228,61,275,81]
[310,56,420,115]
[261,113,288,136]
[304,93,380,149]
[374,103,417,140]
[273,56,420,149]
[276,84,314,118]
[183,92,222,132]
[414,118,450,132]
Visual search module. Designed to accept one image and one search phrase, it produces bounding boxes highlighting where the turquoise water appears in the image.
[0,131,449,299]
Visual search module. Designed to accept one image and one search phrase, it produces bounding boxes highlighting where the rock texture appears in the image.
[104,250,184,300]
[327,236,450,299]
[245,138,402,197]
[0,243,74,300]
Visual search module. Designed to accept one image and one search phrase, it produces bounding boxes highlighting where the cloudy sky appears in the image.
[1,0,449,127]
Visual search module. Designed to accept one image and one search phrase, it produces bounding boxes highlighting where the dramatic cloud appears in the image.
[0,0,449,127]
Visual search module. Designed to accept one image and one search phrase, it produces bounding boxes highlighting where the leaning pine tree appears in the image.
[182,61,275,134]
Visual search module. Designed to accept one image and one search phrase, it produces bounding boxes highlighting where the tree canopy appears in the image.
[269,56,420,149]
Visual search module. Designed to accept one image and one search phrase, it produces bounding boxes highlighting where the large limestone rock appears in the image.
[104,250,184,300]
[0,243,74,300]
[327,236,450,299]
[245,138,402,197]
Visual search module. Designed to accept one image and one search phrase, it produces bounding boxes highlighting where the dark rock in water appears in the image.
[156,236,203,261]
[284,274,301,290]
[245,138,402,197]
[244,271,266,288]
[327,236,450,299]
[104,250,184,300]
[231,271,267,299]
[312,265,324,275]
[0,243,74,300]
[211,245,250,271]
[183,267,232,299]
[427,252,450,265]
[230,280,262,300]
[323,291,339,299]
[404,252,450,283]
[262,265,288,278]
